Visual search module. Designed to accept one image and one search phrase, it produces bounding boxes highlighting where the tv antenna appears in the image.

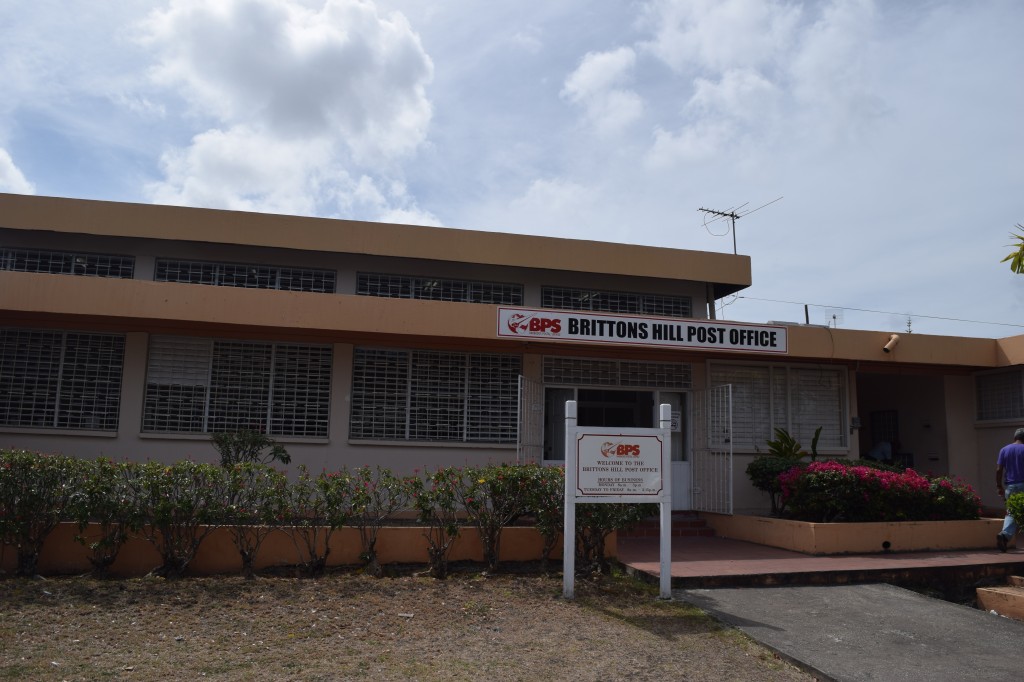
[698,197,783,254]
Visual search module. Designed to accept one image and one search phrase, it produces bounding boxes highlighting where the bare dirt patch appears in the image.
[0,567,812,681]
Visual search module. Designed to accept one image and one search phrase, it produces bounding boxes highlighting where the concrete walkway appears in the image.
[679,583,1023,682]
[618,535,1024,680]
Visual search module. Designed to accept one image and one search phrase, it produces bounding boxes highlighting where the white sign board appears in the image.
[574,433,665,497]
[498,307,787,354]
[564,402,673,600]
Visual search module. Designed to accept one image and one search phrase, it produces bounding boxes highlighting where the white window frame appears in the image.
[142,335,332,437]
[154,258,337,293]
[708,360,849,453]
[1,247,135,278]
[350,347,521,443]
[975,367,1024,422]
[355,272,523,305]
[0,328,126,431]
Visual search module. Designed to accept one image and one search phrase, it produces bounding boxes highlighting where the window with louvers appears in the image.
[976,369,1024,421]
[0,328,125,431]
[710,362,848,450]
[541,286,691,318]
[143,336,332,437]
[350,348,520,443]
[155,259,336,293]
[356,273,523,305]
[1,248,135,278]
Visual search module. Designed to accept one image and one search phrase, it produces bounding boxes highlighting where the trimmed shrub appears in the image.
[70,458,143,578]
[575,503,655,574]
[410,467,462,579]
[223,463,290,579]
[349,466,415,577]
[523,465,564,572]
[455,464,532,572]
[284,465,355,577]
[1005,491,1024,529]
[130,460,227,578]
[0,450,83,576]
[211,429,290,467]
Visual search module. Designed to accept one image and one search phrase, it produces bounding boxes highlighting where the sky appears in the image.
[1,0,1022,338]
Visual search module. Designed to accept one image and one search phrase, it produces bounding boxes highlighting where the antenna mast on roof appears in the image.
[698,197,783,254]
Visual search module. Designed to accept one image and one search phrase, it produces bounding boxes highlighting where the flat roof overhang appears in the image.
[0,272,1007,372]
[0,193,752,297]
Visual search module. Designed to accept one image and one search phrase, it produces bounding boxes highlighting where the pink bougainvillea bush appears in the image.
[777,460,981,523]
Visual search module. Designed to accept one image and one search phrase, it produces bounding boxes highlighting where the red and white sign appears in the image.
[498,307,787,354]
[575,433,665,497]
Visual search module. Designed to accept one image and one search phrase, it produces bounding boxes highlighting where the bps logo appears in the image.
[506,313,561,335]
[600,441,641,458]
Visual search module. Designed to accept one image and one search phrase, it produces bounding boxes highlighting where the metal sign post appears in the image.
[563,400,673,599]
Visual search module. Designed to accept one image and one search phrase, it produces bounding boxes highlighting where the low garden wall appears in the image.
[1,522,587,578]
[703,512,1003,555]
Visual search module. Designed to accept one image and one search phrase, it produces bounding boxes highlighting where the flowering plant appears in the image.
[455,464,532,571]
[778,460,980,523]
[222,463,289,579]
[282,465,355,577]
[410,467,462,578]
[348,466,414,576]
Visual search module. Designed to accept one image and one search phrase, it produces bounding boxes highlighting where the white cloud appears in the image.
[0,148,34,194]
[688,69,778,121]
[562,47,643,135]
[141,0,433,159]
[146,125,333,214]
[562,47,636,103]
[146,123,438,223]
[787,0,885,139]
[139,0,434,219]
[646,120,733,167]
[638,0,884,167]
[641,0,802,74]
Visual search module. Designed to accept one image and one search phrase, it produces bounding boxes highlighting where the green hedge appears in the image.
[0,450,648,579]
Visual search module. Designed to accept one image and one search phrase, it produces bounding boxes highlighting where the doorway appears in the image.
[541,386,691,509]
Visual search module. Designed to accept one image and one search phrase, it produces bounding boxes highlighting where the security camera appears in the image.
[883,333,900,353]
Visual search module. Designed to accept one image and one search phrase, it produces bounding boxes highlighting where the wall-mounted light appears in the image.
[883,333,900,353]
[850,416,862,434]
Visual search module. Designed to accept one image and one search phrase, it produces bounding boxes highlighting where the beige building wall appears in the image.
[6,193,1024,514]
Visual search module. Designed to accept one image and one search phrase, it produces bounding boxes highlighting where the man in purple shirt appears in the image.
[996,427,1024,552]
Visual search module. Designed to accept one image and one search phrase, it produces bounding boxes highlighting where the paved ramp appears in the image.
[679,583,1022,682]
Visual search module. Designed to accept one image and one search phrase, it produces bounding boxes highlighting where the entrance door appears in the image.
[542,387,691,508]
[577,389,653,428]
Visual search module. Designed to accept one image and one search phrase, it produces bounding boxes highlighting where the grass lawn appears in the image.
[0,566,812,681]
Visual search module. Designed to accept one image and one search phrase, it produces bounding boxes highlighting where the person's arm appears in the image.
[997,463,1006,497]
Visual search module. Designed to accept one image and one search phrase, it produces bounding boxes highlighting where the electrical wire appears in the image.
[736,296,1024,329]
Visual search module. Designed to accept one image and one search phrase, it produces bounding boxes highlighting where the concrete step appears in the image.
[620,512,715,539]
[977,577,1024,621]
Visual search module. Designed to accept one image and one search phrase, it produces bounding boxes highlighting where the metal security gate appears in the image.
[691,384,733,514]
[517,375,544,464]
